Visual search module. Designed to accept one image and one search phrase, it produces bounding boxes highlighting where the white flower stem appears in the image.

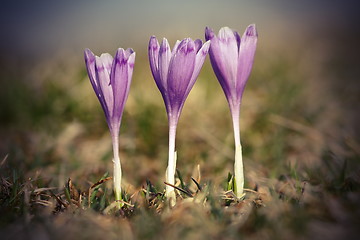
[166,121,177,206]
[111,133,123,207]
[232,108,244,198]
[234,143,244,197]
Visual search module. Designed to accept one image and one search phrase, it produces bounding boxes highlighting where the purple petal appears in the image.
[234,31,241,50]
[167,38,196,113]
[184,40,210,98]
[111,48,135,124]
[84,49,98,94]
[194,39,203,53]
[98,53,113,75]
[127,51,136,69]
[171,40,181,56]
[158,38,172,91]
[95,53,114,118]
[205,27,214,42]
[217,27,239,86]
[148,36,160,87]
[125,48,134,58]
[206,27,234,103]
[236,24,258,99]
[126,51,136,102]
[85,49,111,125]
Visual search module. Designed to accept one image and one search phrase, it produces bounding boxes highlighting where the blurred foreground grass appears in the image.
[0,42,359,240]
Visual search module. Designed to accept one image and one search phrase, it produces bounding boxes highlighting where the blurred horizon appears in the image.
[1,0,359,61]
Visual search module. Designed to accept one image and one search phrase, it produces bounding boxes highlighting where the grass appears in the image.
[0,44,359,239]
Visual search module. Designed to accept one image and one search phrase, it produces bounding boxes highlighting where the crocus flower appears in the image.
[148,36,210,204]
[205,25,258,198]
[84,48,135,204]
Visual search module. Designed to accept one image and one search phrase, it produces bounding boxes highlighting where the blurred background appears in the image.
[1,0,359,173]
[1,0,360,238]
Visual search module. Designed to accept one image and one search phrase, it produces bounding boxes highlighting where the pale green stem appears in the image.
[166,121,177,206]
[111,133,122,206]
[232,108,244,198]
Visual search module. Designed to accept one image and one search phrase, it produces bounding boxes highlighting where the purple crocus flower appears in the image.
[84,48,135,203]
[148,36,210,204]
[205,25,258,198]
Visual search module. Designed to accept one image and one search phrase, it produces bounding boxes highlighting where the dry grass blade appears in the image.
[66,178,80,201]
[103,200,134,214]
[243,188,260,194]
[0,154,8,168]
[164,182,193,197]
[191,177,202,191]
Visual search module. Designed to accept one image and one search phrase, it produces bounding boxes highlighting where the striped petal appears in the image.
[205,27,234,103]
[111,48,135,125]
[184,40,210,98]
[95,53,114,119]
[148,36,161,89]
[236,24,258,99]
[84,49,99,97]
[167,38,196,113]
[217,27,239,87]
[171,40,181,56]
[194,39,203,53]
[158,38,172,91]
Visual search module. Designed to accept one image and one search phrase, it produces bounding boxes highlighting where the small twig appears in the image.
[223,190,236,195]
[103,200,134,214]
[164,182,193,197]
[86,176,112,208]
[33,187,58,193]
[130,188,142,200]
[222,190,245,201]
[34,199,53,207]
[49,190,67,208]
[222,197,237,201]
[90,177,112,189]
[116,200,134,207]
